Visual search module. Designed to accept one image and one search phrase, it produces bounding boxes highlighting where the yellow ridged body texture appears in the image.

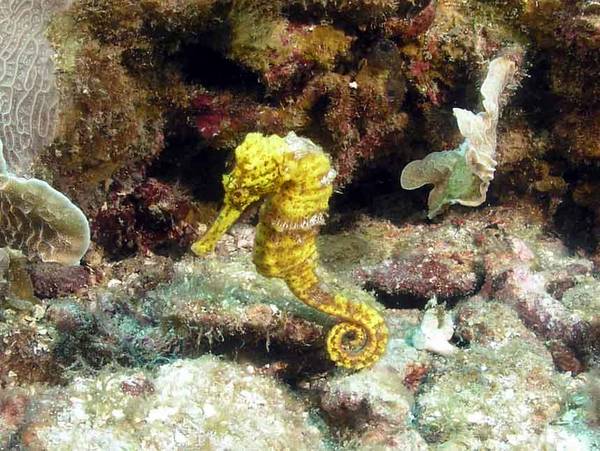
[192,132,388,369]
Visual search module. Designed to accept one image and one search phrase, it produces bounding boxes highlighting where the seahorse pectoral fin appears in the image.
[191,204,242,256]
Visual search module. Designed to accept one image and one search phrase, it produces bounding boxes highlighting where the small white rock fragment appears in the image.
[411,297,457,356]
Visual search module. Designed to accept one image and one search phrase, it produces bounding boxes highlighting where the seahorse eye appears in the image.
[230,188,248,204]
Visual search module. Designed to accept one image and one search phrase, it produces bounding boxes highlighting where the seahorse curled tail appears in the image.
[285,264,388,369]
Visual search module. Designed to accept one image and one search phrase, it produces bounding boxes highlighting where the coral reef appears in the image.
[357,250,480,303]
[39,0,221,209]
[0,200,598,448]
[191,41,410,185]
[353,213,484,305]
[6,0,592,213]
[352,198,600,377]
[1,0,599,448]
[227,0,353,94]
[193,132,388,369]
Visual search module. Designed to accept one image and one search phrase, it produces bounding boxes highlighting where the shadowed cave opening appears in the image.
[147,24,600,263]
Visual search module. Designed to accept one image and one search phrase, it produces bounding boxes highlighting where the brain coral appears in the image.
[0,138,89,265]
[0,0,67,176]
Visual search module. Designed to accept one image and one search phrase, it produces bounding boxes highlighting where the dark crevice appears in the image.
[147,114,228,203]
[327,166,421,231]
[512,52,561,130]
[173,35,267,98]
[172,334,333,385]
[553,196,597,254]
[367,286,479,311]
[366,288,431,310]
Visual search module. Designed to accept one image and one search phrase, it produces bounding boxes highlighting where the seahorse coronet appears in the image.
[192,132,388,370]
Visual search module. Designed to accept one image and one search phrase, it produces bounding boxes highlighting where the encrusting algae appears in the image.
[192,132,388,369]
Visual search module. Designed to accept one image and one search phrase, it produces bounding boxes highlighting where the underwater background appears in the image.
[0,0,599,449]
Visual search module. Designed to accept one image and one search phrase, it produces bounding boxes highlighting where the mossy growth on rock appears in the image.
[24,356,328,450]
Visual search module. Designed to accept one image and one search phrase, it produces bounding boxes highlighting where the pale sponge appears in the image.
[0,138,90,265]
[401,56,517,218]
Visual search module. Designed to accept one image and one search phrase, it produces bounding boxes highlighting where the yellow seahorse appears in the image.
[192,132,388,369]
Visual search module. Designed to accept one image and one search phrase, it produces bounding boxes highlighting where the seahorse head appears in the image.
[221,133,288,209]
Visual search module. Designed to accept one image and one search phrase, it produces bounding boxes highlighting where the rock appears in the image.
[416,327,567,448]
[27,262,92,299]
[358,251,481,305]
[308,310,431,448]
[21,356,327,450]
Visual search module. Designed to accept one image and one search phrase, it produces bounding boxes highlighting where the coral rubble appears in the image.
[14,357,327,449]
